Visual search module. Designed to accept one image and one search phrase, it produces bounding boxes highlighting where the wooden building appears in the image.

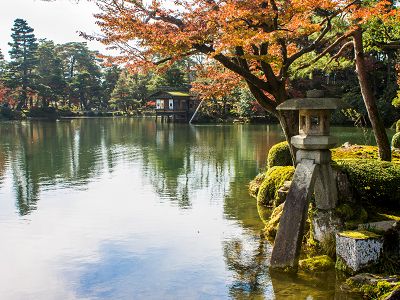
[149,90,200,123]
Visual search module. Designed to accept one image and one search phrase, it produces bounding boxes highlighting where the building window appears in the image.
[169,99,174,110]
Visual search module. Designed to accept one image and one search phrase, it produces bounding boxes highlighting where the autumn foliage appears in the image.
[92,0,397,142]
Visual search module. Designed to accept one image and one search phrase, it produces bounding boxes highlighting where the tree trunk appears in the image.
[277,110,299,165]
[353,28,391,161]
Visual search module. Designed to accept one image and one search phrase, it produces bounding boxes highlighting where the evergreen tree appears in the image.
[101,65,120,108]
[35,40,67,107]
[110,70,141,112]
[58,42,102,109]
[0,48,5,76]
[148,62,188,92]
[6,19,38,110]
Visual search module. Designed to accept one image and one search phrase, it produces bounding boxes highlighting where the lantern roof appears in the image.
[276,98,345,111]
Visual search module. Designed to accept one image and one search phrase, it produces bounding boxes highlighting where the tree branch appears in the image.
[295,31,354,71]
[194,44,273,93]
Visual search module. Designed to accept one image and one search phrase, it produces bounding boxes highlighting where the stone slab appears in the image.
[296,149,332,164]
[276,98,343,111]
[291,135,337,150]
[358,221,398,233]
[336,231,383,273]
[314,163,338,210]
[270,159,318,271]
[312,209,342,242]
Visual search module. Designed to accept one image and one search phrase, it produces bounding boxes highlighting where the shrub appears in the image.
[334,159,400,208]
[27,107,59,119]
[257,166,294,206]
[392,132,400,149]
[266,141,292,169]
[0,106,23,120]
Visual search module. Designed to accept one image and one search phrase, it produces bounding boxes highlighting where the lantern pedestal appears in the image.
[270,97,342,271]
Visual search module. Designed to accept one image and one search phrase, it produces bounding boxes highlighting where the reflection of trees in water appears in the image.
[223,235,270,299]
[0,120,116,215]
[141,123,247,208]
[0,119,283,220]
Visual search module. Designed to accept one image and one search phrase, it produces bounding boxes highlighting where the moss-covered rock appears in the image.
[248,172,266,198]
[392,132,400,149]
[266,141,292,169]
[257,166,294,207]
[298,255,335,272]
[334,159,400,208]
[345,273,400,300]
[262,202,284,240]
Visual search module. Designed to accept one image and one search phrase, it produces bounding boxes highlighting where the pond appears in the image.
[0,118,370,299]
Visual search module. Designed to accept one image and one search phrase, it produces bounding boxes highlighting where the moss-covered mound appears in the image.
[257,166,294,206]
[332,145,400,161]
[392,132,400,149]
[334,159,400,208]
[266,141,292,169]
[298,255,335,272]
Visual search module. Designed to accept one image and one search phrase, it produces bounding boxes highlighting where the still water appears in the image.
[0,118,366,300]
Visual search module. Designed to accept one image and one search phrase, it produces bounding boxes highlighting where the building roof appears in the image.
[148,90,191,100]
[167,91,190,97]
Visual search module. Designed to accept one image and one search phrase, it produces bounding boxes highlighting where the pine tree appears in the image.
[6,19,38,110]
[0,48,5,76]
[36,40,66,107]
[110,71,141,112]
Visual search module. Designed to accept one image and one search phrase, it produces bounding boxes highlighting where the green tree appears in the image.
[148,62,188,92]
[35,40,66,107]
[58,42,102,109]
[6,19,38,110]
[101,65,120,108]
[110,70,141,113]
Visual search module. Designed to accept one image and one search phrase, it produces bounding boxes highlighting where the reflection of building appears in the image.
[148,89,200,123]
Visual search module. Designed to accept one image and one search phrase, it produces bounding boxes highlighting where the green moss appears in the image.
[263,202,284,240]
[257,166,294,207]
[346,276,400,300]
[392,132,400,149]
[319,233,336,258]
[378,213,400,222]
[333,159,400,208]
[298,255,335,272]
[266,141,292,169]
[396,120,400,133]
[335,256,353,274]
[339,230,381,239]
[256,201,272,225]
[331,145,400,161]
[248,172,266,198]
[336,203,355,220]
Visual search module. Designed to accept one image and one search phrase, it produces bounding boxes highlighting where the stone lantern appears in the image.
[270,97,342,271]
[282,98,339,151]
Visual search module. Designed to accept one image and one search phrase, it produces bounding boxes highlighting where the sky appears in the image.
[0,0,108,59]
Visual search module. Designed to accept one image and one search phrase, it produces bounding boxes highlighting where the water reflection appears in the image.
[0,119,364,299]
